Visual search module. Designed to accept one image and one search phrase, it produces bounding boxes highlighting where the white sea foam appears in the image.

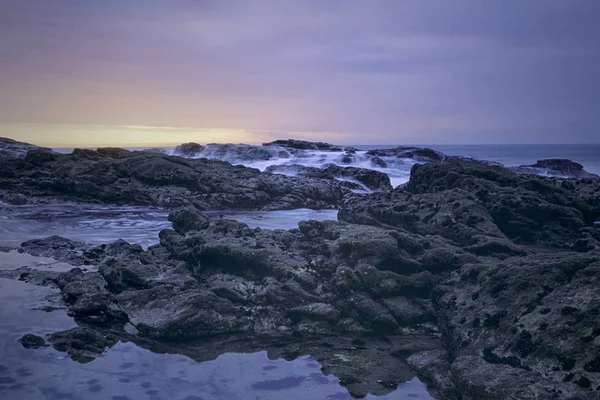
[165,144,420,188]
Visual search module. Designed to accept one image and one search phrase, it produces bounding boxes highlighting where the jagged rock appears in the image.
[511,159,599,179]
[19,334,46,349]
[48,327,118,363]
[407,350,455,398]
[0,192,29,205]
[341,157,600,251]
[116,286,248,340]
[263,139,343,152]
[266,163,392,191]
[382,297,434,325]
[20,236,92,265]
[0,137,53,159]
[366,146,445,162]
[434,252,600,399]
[0,144,346,210]
[174,142,204,156]
[200,143,273,162]
[168,206,210,234]
[287,303,341,322]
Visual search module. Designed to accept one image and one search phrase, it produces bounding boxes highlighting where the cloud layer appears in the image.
[1,0,599,144]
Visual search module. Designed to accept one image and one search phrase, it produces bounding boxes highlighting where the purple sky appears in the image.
[1,0,599,145]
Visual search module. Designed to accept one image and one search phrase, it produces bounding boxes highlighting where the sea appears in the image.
[1,143,598,400]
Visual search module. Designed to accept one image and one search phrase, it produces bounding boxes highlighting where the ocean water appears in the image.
[0,206,338,250]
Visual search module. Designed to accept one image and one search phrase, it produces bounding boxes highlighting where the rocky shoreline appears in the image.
[1,137,599,399]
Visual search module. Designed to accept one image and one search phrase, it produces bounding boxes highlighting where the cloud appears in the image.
[0,0,598,144]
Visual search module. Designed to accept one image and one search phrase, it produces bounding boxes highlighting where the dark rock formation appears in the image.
[266,164,392,191]
[366,146,445,162]
[17,208,468,343]
[173,142,204,156]
[19,334,46,349]
[6,142,600,399]
[511,159,599,179]
[263,139,343,152]
[200,143,274,162]
[434,252,600,399]
[341,157,600,251]
[48,327,119,363]
[0,137,54,159]
[0,146,346,210]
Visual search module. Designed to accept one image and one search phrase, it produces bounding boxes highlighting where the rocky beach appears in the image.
[1,137,599,399]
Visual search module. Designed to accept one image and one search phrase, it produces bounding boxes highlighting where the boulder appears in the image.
[366,146,445,162]
[174,142,204,156]
[0,137,53,159]
[19,334,46,349]
[511,159,599,179]
[263,139,343,152]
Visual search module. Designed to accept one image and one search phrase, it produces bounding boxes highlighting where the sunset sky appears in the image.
[1,1,599,147]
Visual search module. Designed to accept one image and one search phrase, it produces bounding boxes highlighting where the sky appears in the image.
[1,0,599,147]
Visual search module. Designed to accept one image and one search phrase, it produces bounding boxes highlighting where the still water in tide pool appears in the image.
[0,276,436,400]
[0,206,436,399]
[0,205,339,249]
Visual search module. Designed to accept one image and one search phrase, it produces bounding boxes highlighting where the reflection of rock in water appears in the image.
[1,273,436,400]
[43,326,441,398]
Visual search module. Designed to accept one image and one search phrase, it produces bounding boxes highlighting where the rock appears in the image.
[116,286,248,340]
[366,146,445,162]
[263,139,343,152]
[370,156,388,168]
[346,293,398,332]
[201,143,273,162]
[511,159,599,179]
[434,252,600,399]
[48,327,118,363]
[0,192,29,205]
[266,164,392,191]
[20,236,92,266]
[98,258,161,293]
[24,148,57,164]
[55,268,108,302]
[174,142,204,156]
[0,144,346,211]
[168,207,210,234]
[9,139,600,399]
[0,137,53,159]
[287,303,341,323]
[19,334,46,349]
[341,157,600,251]
[382,297,434,325]
[407,350,455,398]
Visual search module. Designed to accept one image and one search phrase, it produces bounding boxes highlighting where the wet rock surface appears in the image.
[266,163,393,191]
[0,144,346,211]
[341,157,600,251]
[173,142,204,156]
[3,141,600,399]
[366,147,445,163]
[434,252,600,399]
[19,334,46,349]
[263,139,344,152]
[0,137,54,159]
[511,159,600,179]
